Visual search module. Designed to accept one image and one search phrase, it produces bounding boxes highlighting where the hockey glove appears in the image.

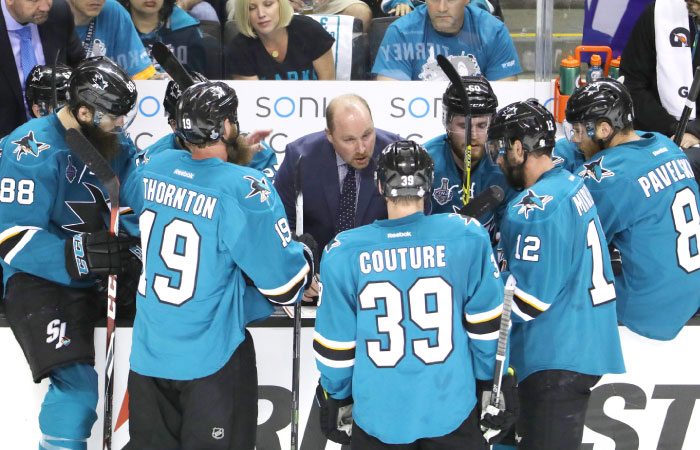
[294,233,319,288]
[609,244,622,276]
[65,231,140,281]
[315,382,353,444]
[477,368,519,444]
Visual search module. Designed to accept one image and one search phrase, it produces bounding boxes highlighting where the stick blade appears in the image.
[150,42,195,89]
[456,185,505,219]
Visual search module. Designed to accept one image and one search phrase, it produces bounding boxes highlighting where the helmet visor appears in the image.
[97,102,137,134]
[565,120,595,143]
[486,137,507,164]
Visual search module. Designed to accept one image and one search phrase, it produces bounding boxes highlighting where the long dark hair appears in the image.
[120,0,176,23]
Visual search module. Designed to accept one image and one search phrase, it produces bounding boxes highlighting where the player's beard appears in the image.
[502,157,527,191]
[224,132,254,166]
[78,120,121,161]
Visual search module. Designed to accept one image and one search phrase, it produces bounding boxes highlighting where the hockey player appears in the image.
[314,140,515,448]
[487,99,625,449]
[25,64,73,118]
[139,76,278,178]
[425,75,515,232]
[123,81,315,449]
[0,56,142,450]
[566,79,700,341]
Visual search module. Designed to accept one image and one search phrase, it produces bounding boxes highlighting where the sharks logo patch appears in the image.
[12,131,49,161]
[513,189,553,219]
[433,178,460,206]
[578,156,615,183]
[243,175,271,203]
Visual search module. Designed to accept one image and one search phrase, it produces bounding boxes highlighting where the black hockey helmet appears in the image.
[163,71,207,120]
[442,75,498,126]
[175,81,239,145]
[25,64,72,117]
[487,99,556,162]
[69,56,137,118]
[375,140,434,199]
[565,78,634,131]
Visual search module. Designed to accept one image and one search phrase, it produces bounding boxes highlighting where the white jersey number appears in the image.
[138,209,201,306]
[586,219,616,306]
[358,277,453,368]
[672,187,700,273]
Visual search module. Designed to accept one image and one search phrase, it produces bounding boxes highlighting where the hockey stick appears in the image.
[456,185,504,219]
[65,129,120,450]
[291,154,303,450]
[674,66,700,146]
[437,54,472,205]
[482,284,514,442]
[150,42,196,90]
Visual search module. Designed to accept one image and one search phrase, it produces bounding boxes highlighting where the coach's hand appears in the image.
[315,382,353,444]
[66,231,140,280]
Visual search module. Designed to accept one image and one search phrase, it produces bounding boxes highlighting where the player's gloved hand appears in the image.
[65,231,140,280]
[477,368,519,444]
[294,233,319,288]
[315,382,353,444]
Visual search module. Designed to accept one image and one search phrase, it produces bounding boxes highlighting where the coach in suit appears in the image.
[275,94,401,275]
[0,0,84,137]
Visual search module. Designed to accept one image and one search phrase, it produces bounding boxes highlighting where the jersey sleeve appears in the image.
[0,145,73,285]
[461,225,505,380]
[313,242,356,399]
[500,212,568,322]
[479,14,521,80]
[248,142,278,180]
[371,23,413,80]
[222,176,309,305]
[110,1,156,79]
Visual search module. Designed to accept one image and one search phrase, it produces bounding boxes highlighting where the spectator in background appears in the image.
[176,0,219,21]
[123,0,216,77]
[281,0,370,32]
[226,0,335,80]
[622,0,700,148]
[68,0,158,79]
[380,0,496,19]
[1,0,84,136]
[373,0,520,81]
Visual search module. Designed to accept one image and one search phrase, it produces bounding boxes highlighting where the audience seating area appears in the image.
[185,0,586,80]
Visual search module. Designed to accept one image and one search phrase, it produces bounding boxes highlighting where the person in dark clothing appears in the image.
[227,0,335,80]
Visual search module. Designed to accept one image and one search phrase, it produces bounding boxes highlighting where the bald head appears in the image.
[325,94,376,170]
[326,94,373,133]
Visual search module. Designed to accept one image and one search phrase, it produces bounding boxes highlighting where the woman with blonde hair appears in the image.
[226,0,336,80]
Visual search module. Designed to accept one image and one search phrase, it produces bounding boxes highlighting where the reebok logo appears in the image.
[387,232,411,238]
[174,169,194,179]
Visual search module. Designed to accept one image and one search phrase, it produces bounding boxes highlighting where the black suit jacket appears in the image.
[275,128,402,251]
[0,0,84,137]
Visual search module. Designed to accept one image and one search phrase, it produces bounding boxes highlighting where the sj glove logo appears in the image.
[46,319,71,349]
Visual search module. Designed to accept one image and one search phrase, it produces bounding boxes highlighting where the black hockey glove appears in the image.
[294,233,319,288]
[315,382,353,444]
[477,368,519,444]
[65,231,140,281]
[609,244,622,276]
